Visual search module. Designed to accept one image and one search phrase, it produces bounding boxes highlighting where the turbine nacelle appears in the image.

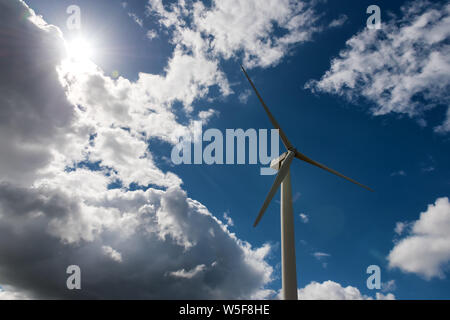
[270,151,289,171]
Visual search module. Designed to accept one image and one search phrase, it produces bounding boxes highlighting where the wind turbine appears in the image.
[240,65,373,300]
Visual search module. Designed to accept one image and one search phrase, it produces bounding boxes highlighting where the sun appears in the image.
[66,37,94,62]
[60,36,97,75]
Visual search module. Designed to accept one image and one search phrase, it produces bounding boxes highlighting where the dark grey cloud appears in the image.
[0,0,76,185]
[0,183,272,299]
[0,1,273,299]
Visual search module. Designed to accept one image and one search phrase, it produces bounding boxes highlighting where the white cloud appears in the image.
[88,127,182,187]
[388,197,450,279]
[146,29,158,39]
[394,222,408,235]
[381,280,397,293]
[223,212,234,226]
[306,1,450,133]
[147,0,323,68]
[376,292,396,300]
[329,14,348,28]
[312,252,330,268]
[198,108,219,122]
[169,264,207,279]
[128,12,143,28]
[57,47,229,188]
[238,89,252,104]
[102,246,123,263]
[137,48,231,112]
[297,280,395,300]
[312,252,330,260]
[299,213,309,223]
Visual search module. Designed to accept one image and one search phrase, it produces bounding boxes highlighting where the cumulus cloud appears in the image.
[375,292,396,300]
[87,127,182,187]
[0,0,81,185]
[147,0,324,68]
[137,49,231,112]
[0,0,274,299]
[388,197,450,279]
[297,280,395,300]
[306,1,450,132]
[0,178,274,299]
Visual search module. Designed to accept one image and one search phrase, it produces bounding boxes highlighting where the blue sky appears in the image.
[0,0,449,299]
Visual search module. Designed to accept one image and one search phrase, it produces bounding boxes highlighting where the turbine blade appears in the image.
[240,64,293,150]
[295,151,373,192]
[254,151,295,227]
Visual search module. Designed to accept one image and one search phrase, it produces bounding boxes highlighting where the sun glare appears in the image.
[66,37,94,61]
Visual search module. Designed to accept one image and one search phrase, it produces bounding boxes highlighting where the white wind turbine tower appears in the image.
[240,65,373,300]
